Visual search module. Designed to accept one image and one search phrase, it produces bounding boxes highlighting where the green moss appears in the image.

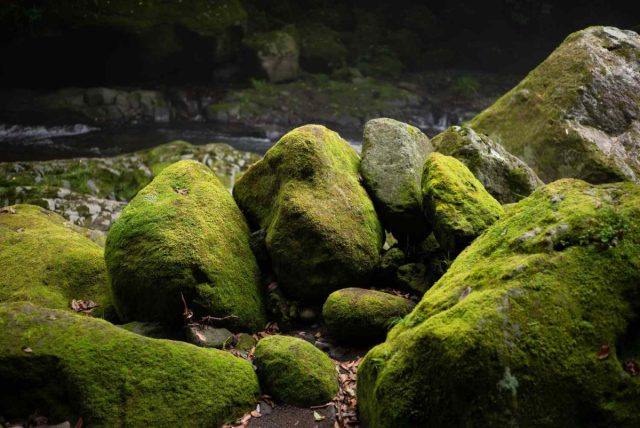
[358,179,640,427]
[254,335,337,406]
[0,302,259,427]
[0,204,113,317]
[233,125,383,302]
[105,160,266,331]
[322,288,415,344]
[469,27,640,183]
[422,152,504,255]
[296,21,348,71]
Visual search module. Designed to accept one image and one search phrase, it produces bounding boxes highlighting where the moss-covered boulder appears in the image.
[360,118,433,240]
[358,179,640,427]
[254,335,338,406]
[422,153,504,256]
[470,26,640,184]
[105,160,265,331]
[0,302,259,427]
[233,125,383,302]
[297,21,348,72]
[432,125,542,203]
[0,140,260,231]
[244,30,299,82]
[323,288,415,344]
[0,204,112,317]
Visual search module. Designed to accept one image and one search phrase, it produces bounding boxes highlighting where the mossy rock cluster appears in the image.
[254,335,338,406]
[360,118,434,241]
[0,204,113,318]
[358,179,640,427]
[106,160,265,331]
[323,288,415,344]
[233,124,384,303]
[432,125,542,203]
[0,303,259,427]
[422,152,504,256]
[470,26,640,184]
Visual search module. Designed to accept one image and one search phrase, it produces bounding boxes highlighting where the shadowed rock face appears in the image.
[470,26,640,184]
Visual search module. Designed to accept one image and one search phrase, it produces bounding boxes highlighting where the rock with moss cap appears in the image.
[360,118,433,241]
[358,179,640,427]
[254,335,338,406]
[244,30,299,82]
[323,288,415,344]
[105,160,265,331]
[0,302,259,427]
[0,204,113,318]
[422,152,504,256]
[233,124,384,303]
[432,125,542,203]
[470,26,640,184]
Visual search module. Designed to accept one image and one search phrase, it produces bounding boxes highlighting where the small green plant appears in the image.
[578,207,629,248]
[452,75,481,97]
[385,316,404,330]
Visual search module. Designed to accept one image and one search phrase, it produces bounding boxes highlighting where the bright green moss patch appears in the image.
[0,204,113,317]
[358,179,640,427]
[422,152,504,256]
[322,288,415,344]
[233,125,383,302]
[0,302,259,427]
[254,335,338,406]
[105,160,265,331]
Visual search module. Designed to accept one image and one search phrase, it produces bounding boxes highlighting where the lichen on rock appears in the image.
[105,160,265,331]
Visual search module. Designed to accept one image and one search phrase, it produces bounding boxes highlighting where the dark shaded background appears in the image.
[1,0,639,88]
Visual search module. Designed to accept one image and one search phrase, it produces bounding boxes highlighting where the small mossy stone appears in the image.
[322,288,415,344]
[118,321,177,339]
[421,152,504,256]
[432,125,542,203]
[358,179,640,427]
[105,160,265,331]
[233,124,384,303]
[360,118,434,241]
[376,247,406,286]
[186,325,234,349]
[396,263,429,294]
[0,302,259,427]
[0,204,113,318]
[254,335,338,406]
[235,333,257,351]
[470,26,640,183]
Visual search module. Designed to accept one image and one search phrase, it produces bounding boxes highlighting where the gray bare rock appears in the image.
[360,118,434,240]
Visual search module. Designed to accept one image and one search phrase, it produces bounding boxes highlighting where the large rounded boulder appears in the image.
[432,125,542,203]
[0,204,112,317]
[233,124,384,302]
[360,118,434,240]
[323,288,415,344]
[470,26,640,184]
[0,302,259,427]
[254,335,338,406]
[421,152,504,256]
[105,160,265,331]
[358,179,640,427]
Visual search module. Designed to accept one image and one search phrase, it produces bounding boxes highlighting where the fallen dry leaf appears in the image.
[459,286,472,301]
[250,410,262,418]
[624,359,639,376]
[70,299,98,313]
[0,207,16,214]
[174,188,189,196]
[596,344,610,360]
[313,411,326,422]
[22,346,32,353]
